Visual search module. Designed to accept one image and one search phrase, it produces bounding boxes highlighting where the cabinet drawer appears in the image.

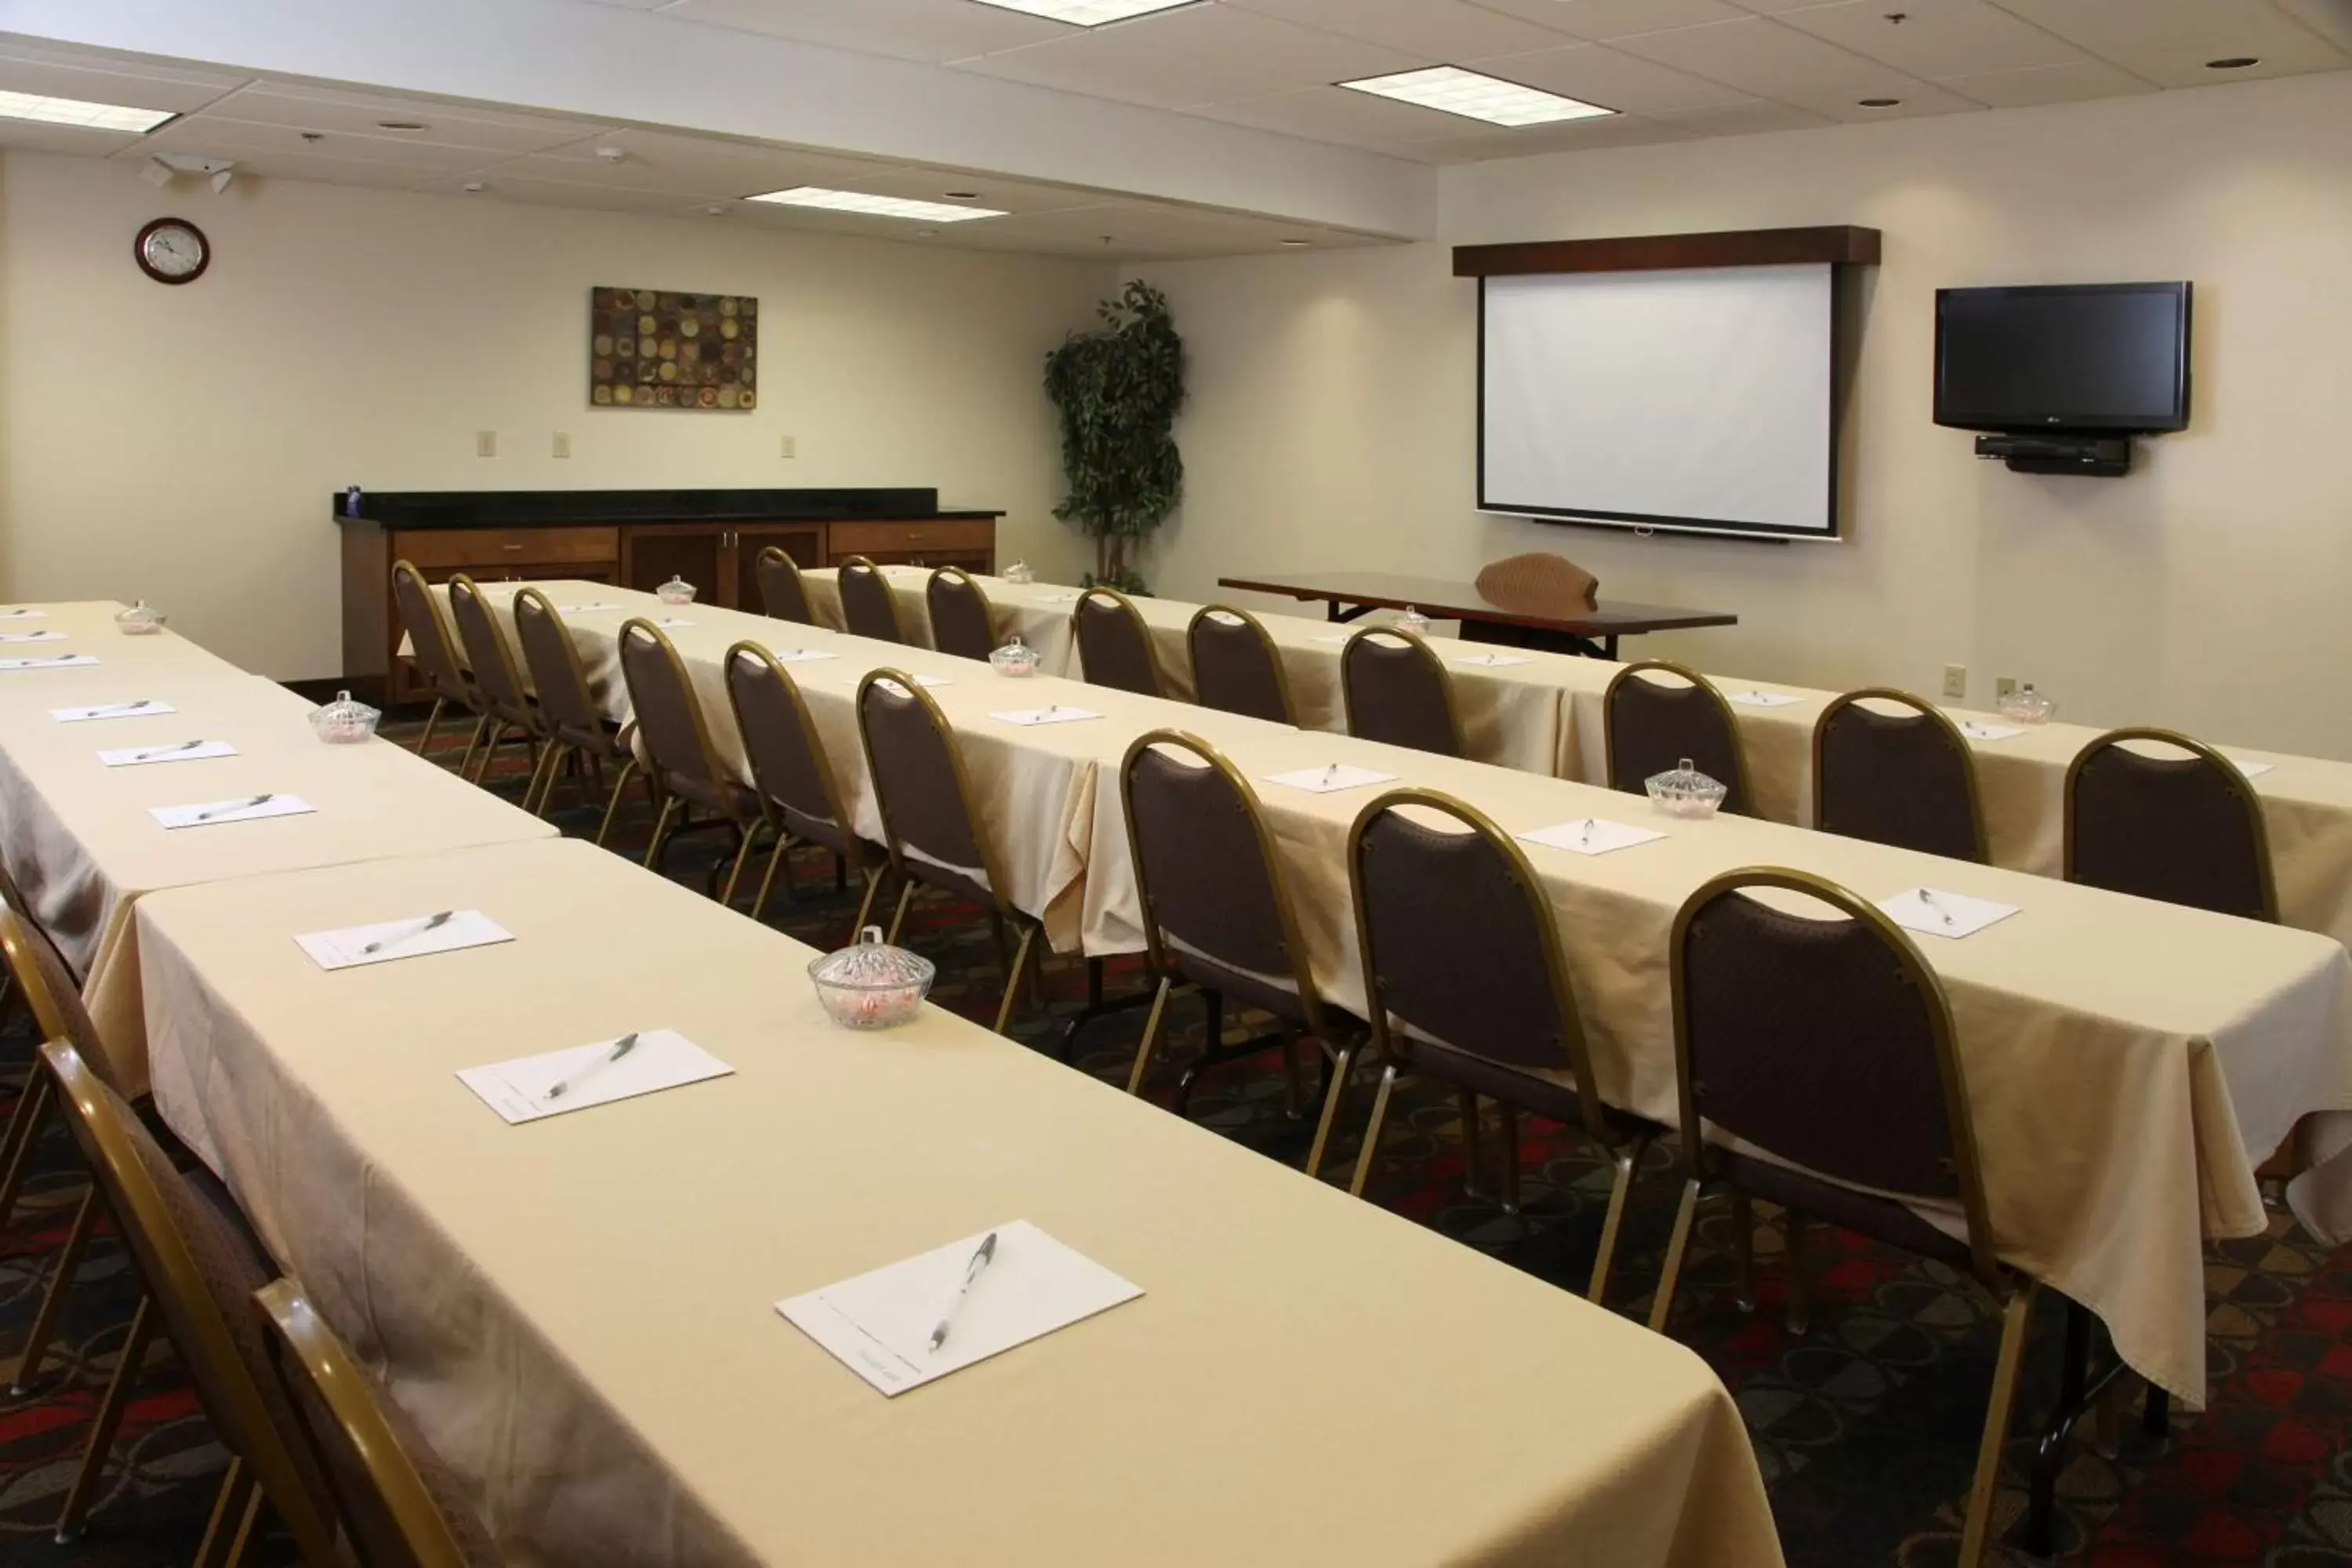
[829,520,993,560]
[392,527,619,570]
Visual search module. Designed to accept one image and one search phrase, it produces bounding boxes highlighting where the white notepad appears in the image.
[296,909,514,971]
[150,793,315,829]
[912,673,953,688]
[456,1029,731,1124]
[556,601,626,613]
[1879,887,2017,940]
[768,648,838,663]
[53,699,173,723]
[1310,633,1353,645]
[0,630,67,644]
[0,655,98,671]
[1516,818,1666,856]
[1957,720,2024,742]
[0,608,45,619]
[1029,591,1085,604]
[100,739,236,768]
[2231,757,2275,779]
[1262,764,1399,795]
[1726,690,1803,708]
[652,617,696,628]
[1451,652,1530,668]
[779,1221,1142,1398]
[990,706,1101,727]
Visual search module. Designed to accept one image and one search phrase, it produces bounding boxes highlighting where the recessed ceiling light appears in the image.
[965,0,1199,25]
[376,120,428,132]
[1279,238,1312,246]
[2205,56,2260,69]
[1338,67,1613,128]
[746,187,1008,223]
[944,191,981,199]
[1857,97,1902,107]
[462,181,485,194]
[0,89,176,135]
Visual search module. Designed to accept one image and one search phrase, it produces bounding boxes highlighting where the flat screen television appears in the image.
[1934,282,2192,434]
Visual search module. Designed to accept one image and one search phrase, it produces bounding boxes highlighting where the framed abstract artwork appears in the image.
[589,286,757,410]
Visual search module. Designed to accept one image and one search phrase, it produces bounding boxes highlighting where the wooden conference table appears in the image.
[133,837,1780,1568]
[1219,568,1738,658]
[446,580,2347,1408]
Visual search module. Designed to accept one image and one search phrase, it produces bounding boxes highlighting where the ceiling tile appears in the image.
[191,82,612,153]
[1184,84,1480,150]
[1803,78,1991,118]
[1773,0,2091,78]
[0,49,243,115]
[656,0,1071,62]
[1610,15,1928,96]
[456,173,725,213]
[1934,57,2153,105]
[136,116,518,173]
[812,162,1110,214]
[953,4,1426,109]
[1218,0,1576,57]
[1470,42,1755,111]
[487,127,887,198]
[1472,0,1751,42]
[2123,33,2350,88]
[1646,97,1836,132]
[1414,110,1694,158]
[1984,0,2338,59]
[0,120,145,157]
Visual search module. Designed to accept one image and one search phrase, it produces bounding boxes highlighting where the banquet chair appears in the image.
[1344,789,1660,1304]
[754,546,815,626]
[1073,587,1165,699]
[855,670,1044,1035]
[1120,731,1363,1175]
[1604,661,1753,815]
[725,641,883,934]
[1341,628,1461,757]
[1653,869,2031,1568]
[837,557,906,644]
[510,589,640,844]
[0,859,68,1224]
[2065,727,2278,922]
[926,567,999,661]
[1813,688,1988,862]
[390,561,490,773]
[42,1038,346,1566]
[1186,606,1295,726]
[256,1279,499,1568]
[445,575,546,789]
[616,619,768,906]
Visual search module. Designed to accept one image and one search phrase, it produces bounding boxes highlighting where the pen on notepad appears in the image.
[1323,764,1339,788]
[193,793,274,822]
[93,700,155,717]
[1916,889,1957,927]
[1581,818,1594,847]
[542,1032,639,1104]
[128,740,205,763]
[929,1231,999,1353]
[361,910,455,956]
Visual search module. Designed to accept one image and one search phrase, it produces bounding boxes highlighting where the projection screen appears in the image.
[1479,261,1838,540]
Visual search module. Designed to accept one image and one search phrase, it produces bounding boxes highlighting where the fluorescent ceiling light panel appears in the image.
[1339,66,1613,128]
[966,0,1199,24]
[0,89,176,134]
[746,187,1008,223]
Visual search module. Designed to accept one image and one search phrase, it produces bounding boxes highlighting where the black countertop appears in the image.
[333,488,1003,530]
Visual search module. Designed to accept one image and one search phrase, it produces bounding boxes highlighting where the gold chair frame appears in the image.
[1073,586,1167,699]
[724,640,883,933]
[1602,658,1755,811]
[754,544,815,624]
[836,555,907,643]
[445,574,547,789]
[2063,725,2280,922]
[925,566,999,660]
[390,560,490,775]
[509,587,641,844]
[1811,686,1990,862]
[1339,626,1465,756]
[617,617,769,906]
[1185,605,1298,727]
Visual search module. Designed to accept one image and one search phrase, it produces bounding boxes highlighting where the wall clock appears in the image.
[134,217,209,285]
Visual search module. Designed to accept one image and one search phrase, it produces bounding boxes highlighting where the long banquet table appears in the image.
[135,836,1785,1568]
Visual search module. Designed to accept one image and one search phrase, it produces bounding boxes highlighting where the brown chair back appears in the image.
[2065,728,2278,921]
[391,561,473,705]
[510,589,608,748]
[1073,588,1164,699]
[256,1279,497,1568]
[837,557,904,644]
[616,619,733,809]
[1670,869,1996,1284]
[445,576,535,728]
[855,670,1003,899]
[1120,731,1327,1033]
[2,909,134,1094]
[755,546,815,626]
[1474,551,1598,615]
[42,1039,343,1563]
[1341,629,1461,757]
[926,568,998,661]
[1187,607,1294,726]
[725,641,855,856]
[1813,688,1987,862]
[1604,661,1752,815]
[1345,790,1599,1116]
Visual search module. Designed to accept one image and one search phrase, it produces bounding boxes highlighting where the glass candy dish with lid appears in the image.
[657,575,698,606]
[114,601,165,636]
[1646,757,1728,819]
[990,634,1040,677]
[1997,683,2055,725]
[310,689,382,745]
[810,927,936,1029]
[1002,560,1036,585]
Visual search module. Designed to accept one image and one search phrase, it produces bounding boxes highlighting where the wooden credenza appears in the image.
[339,488,1000,704]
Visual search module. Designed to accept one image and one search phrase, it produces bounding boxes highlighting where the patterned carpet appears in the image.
[2,726,2350,1566]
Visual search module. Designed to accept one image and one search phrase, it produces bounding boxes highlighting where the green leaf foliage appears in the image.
[1044,280,1185,587]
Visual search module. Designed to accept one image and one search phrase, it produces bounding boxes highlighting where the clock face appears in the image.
[135,219,209,285]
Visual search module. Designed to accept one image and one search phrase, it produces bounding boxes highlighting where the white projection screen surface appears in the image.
[1479,262,1838,539]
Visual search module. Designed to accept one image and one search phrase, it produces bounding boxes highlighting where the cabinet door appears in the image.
[622,526,728,601]
[733,524,825,613]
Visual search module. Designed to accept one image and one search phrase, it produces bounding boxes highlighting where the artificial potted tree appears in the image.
[1044,280,1185,593]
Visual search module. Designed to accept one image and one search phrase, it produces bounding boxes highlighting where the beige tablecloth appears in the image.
[136,837,1782,1568]
[1080,729,2352,1408]
[0,671,555,1094]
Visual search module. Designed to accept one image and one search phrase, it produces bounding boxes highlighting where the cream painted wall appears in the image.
[1138,71,2352,758]
[0,151,1112,678]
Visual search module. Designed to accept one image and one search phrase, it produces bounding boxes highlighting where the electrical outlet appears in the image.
[1994,676,2020,702]
[552,432,572,459]
[475,430,497,459]
[779,434,797,459]
[1942,664,1967,700]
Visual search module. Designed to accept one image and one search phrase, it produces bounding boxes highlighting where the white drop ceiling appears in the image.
[0,0,2343,260]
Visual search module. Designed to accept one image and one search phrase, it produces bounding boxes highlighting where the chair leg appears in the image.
[223,1482,266,1568]
[717,825,760,907]
[455,712,492,781]
[593,759,640,849]
[193,1458,252,1568]
[1587,1139,1646,1308]
[524,742,569,816]
[13,1188,102,1393]
[413,696,445,758]
[641,797,682,871]
[1279,1036,1305,1118]
[463,720,505,784]
[1731,1191,1756,1312]
[1175,989,1225,1115]
[1784,1208,1812,1336]
[992,925,1038,1036]
[1648,1177,1704,1333]
[1957,1283,2037,1568]
[1303,1042,1356,1181]
[2145,1385,2171,1437]
[1457,1090,1487,1199]
[0,1070,55,1227]
[1498,1105,1523,1217]
[849,869,884,939]
[884,880,917,946]
[1348,1064,1401,1199]
[1124,977,1174,1095]
[749,834,794,924]
[55,1294,154,1542]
